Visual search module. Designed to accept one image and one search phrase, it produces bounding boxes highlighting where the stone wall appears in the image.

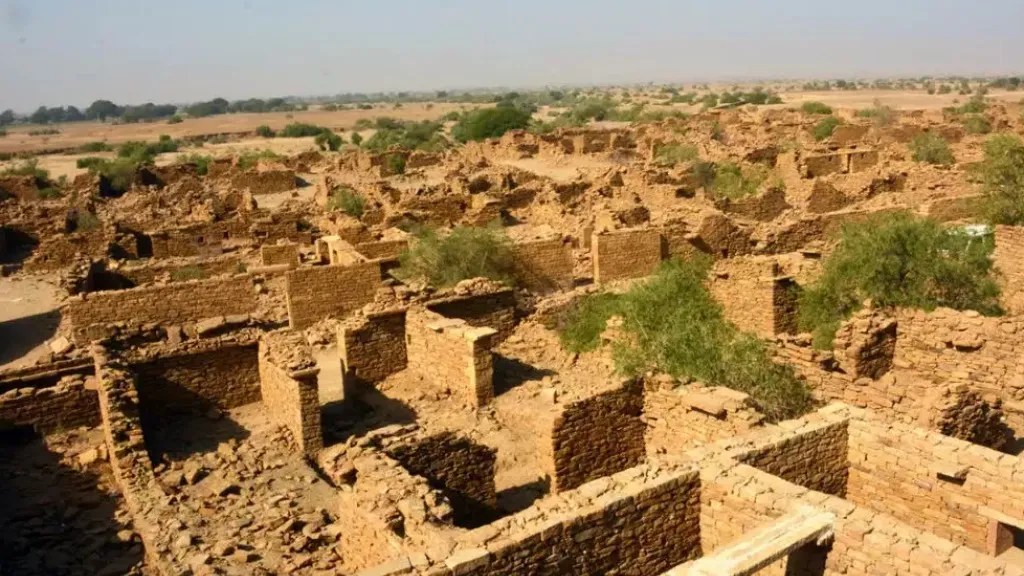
[644,384,765,456]
[338,309,408,398]
[258,332,323,456]
[592,228,663,283]
[229,169,297,194]
[355,239,408,261]
[426,287,516,344]
[734,419,849,497]
[423,464,702,576]
[149,222,235,258]
[847,416,1024,554]
[284,261,383,330]
[23,230,113,272]
[406,308,496,408]
[65,274,256,344]
[994,225,1024,315]
[0,375,100,435]
[380,431,497,526]
[260,243,299,267]
[548,379,646,492]
[105,254,244,287]
[129,339,261,419]
[511,238,574,293]
[710,256,799,338]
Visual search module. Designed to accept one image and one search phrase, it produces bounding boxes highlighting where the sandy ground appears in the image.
[0,275,62,370]
[0,103,479,155]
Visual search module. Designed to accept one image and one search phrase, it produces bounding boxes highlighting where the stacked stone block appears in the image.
[405,309,496,408]
[592,228,663,283]
[338,309,409,398]
[260,242,299,267]
[284,261,383,329]
[258,332,323,456]
[510,238,574,293]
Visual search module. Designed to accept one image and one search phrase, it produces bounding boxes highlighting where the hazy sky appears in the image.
[2,0,1022,111]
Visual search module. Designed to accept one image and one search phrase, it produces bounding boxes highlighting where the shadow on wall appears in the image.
[496,476,551,516]
[0,428,144,575]
[0,309,61,367]
[0,227,39,266]
[320,388,417,447]
[493,355,557,397]
[136,381,252,461]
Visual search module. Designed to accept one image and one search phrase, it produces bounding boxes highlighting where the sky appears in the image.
[1,0,1023,112]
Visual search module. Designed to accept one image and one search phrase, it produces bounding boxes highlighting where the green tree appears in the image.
[396,224,517,287]
[909,133,954,165]
[0,109,14,125]
[980,134,1024,225]
[799,212,1002,348]
[451,107,532,142]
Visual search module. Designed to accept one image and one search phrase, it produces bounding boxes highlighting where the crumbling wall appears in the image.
[994,225,1024,315]
[425,285,516,344]
[284,261,383,330]
[511,238,574,293]
[149,222,231,258]
[65,274,256,344]
[258,332,322,456]
[711,257,798,338]
[832,308,897,380]
[130,339,261,419]
[229,169,297,194]
[847,417,1024,554]
[0,375,99,435]
[428,464,701,576]
[381,431,497,526]
[405,309,496,408]
[109,254,244,287]
[644,383,765,456]
[734,419,849,497]
[547,379,646,492]
[592,228,663,283]
[355,239,408,261]
[338,309,408,398]
[23,230,113,272]
[260,243,299,267]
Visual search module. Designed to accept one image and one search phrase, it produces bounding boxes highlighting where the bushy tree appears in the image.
[396,224,517,287]
[980,134,1024,225]
[799,212,1002,348]
[801,101,833,115]
[255,124,275,138]
[560,258,812,421]
[909,133,954,165]
[451,107,532,142]
[0,109,15,125]
[812,116,842,141]
[314,130,343,151]
[326,187,365,217]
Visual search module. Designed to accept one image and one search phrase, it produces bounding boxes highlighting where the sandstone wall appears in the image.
[734,420,849,497]
[994,225,1024,315]
[65,274,256,344]
[258,334,323,456]
[338,310,408,398]
[548,379,646,492]
[355,239,408,261]
[847,417,1024,554]
[511,238,574,293]
[592,228,663,283]
[229,169,297,194]
[260,243,299,267]
[644,384,765,456]
[285,261,383,330]
[108,254,244,287]
[426,288,516,344]
[0,375,100,435]
[149,222,236,258]
[711,257,798,338]
[430,464,701,576]
[130,340,261,419]
[382,431,497,526]
[24,230,113,272]
[405,309,496,408]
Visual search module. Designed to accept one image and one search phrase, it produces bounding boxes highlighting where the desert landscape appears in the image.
[7,37,1024,576]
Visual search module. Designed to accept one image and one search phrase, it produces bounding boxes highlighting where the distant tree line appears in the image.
[0,96,304,126]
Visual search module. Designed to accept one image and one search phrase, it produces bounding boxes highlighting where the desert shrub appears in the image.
[117,135,179,163]
[854,99,896,125]
[279,123,330,138]
[76,157,106,170]
[75,211,101,231]
[909,133,954,165]
[812,116,842,141]
[704,162,769,200]
[801,101,833,115]
[28,128,60,136]
[653,143,699,167]
[350,132,363,147]
[961,114,992,135]
[167,115,183,124]
[979,134,1024,225]
[327,187,365,218]
[364,119,447,152]
[385,154,406,175]
[699,94,719,108]
[442,111,462,122]
[1,158,49,180]
[38,187,63,199]
[77,141,111,153]
[255,125,275,138]
[956,95,987,114]
[171,266,205,281]
[799,212,1001,349]
[451,107,531,142]
[179,153,212,175]
[0,129,6,138]
[396,224,517,288]
[314,130,344,151]
[559,258,812,421]
[237,149,280,170]
[353,118,374,130]
[710,121,725,142]
[83,158,138,192]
